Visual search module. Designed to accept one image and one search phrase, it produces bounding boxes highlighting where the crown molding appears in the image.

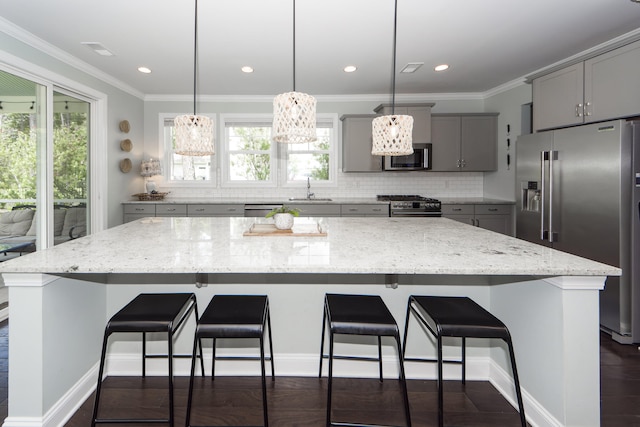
[0,16,144,100]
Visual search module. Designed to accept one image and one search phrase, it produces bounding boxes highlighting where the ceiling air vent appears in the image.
[81,42,114,57]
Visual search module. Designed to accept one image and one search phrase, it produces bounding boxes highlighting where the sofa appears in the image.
[0,206,87,252]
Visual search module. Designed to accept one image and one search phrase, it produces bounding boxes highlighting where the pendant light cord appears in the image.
[391,0,398,115]
[193,0,199,115]
[292,0,296,92]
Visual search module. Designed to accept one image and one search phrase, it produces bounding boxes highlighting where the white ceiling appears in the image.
[2,0,640,98]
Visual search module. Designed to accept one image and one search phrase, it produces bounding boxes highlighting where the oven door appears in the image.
[384,143,432,171]
[390,210,441,217]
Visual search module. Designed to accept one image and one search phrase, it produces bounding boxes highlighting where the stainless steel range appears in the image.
[376,195,442,217]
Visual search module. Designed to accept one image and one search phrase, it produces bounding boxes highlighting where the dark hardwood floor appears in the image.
[0,321,637,426]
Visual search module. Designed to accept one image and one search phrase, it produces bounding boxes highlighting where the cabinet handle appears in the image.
[475,219,480,227]
[196,208,205,212]
[461,159,466,168]
[488,208,498,212]
[456,159,461,168]
[373,208,381,212]
[228,208,237,212]
[135,208,144,211]
[452,208,462,212]
[576,103,583,117]
[166,208,176,212]
[349,208,357,212]
[585,102,592,116]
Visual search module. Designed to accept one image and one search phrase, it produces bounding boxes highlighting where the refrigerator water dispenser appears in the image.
[521,181,540,212]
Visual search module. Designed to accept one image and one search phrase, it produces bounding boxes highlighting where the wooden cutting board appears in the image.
[243,223,327,237]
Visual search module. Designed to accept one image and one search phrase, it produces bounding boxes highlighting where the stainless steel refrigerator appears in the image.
[516,119,640,344]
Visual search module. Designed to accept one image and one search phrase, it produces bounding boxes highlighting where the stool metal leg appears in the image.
[319,303,327,377]
[185,331,200,427]
[267,303,275,380]
[506,338,527,427]
[437,334,444,427]
[326,329,334,427]
[211,337,217,381]
[142,331,147,377]
[260,334,269,427]
[91,331,111,427]
[377,336,383,382]
[462,336,466,385]
[394,333,412,427]
[167,330,175,427]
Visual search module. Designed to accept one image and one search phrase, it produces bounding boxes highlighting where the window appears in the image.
[221,114,338,188]
[161,113,216,184]
[223,116,276,186]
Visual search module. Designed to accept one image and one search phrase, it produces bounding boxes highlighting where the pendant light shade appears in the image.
[174,0,214,156]
[272,91,317,144]
[371,114,414,156]
[272,0,317,144]
[174,114,214,156]
[372,0,413,156]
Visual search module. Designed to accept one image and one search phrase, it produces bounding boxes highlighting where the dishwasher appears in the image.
[243,204,282,217]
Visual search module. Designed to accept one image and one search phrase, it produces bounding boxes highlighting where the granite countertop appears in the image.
[0,217,619,277]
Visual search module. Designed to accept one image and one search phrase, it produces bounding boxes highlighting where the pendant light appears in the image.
[371,0,413,156]
[272,0,317,144]
[174,0,214,156]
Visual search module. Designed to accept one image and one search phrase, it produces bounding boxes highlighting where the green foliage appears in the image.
[0,112,87,204]
[265,205,300,218]
[230,127,271,180]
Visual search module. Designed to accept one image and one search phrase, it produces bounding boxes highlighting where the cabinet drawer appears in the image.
[155,204,187,216]
[188,204,244,216]
[441,204,474,215]
[288,204,341,217]
[474,204,512,215]
[341,204,389,216]
[123,204,155,215]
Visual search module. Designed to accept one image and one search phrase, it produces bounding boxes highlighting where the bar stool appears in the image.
[91,292,204,427]
[185,295,275,427]
[319,293,412,427]
[402,295,526,427]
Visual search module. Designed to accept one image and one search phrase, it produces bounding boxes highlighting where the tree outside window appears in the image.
[227,124,272,182]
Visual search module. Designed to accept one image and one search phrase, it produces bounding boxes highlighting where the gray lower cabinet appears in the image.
[442,204,513,236]
[287,204,341,217]
[123,203,155,223]
[430,114,498,171]
[341,204,389,217]
[532,39,640,131]
[187,204,244,217]
[155,204,187,217]
[340,114,382,172]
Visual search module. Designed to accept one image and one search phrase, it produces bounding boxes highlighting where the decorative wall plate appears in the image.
[119,120,130,133]
[119,158,132,173]
[120,139,132,152]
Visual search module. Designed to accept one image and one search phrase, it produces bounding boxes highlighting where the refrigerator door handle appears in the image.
[540,151,549,241]
[548,150,558,243]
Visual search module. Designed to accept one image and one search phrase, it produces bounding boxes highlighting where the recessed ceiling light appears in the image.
[137,67,152,74]
[343,65,357,73]
[81,42,114,57]
[241,66,254,73]
[400,62,424,73]
[434,64,449,72]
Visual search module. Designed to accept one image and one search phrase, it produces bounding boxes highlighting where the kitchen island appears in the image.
[0,217,619,427]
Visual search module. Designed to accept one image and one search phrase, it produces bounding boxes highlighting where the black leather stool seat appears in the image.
[92,293,203,427]
[186,295,274,427]
[403,295,526,427]
[319,293,411,427]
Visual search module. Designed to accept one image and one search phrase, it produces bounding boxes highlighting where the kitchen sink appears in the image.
[288,198,332,202]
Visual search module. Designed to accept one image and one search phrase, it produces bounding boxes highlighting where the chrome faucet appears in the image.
[307,177,315,199]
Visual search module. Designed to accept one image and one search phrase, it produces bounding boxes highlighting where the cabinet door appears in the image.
[341,204,389,216]
[341,115,382,172]
[287,204,341,217]
[460,115,497,171]
[430,116,461,171]
[187,204,244,216]
[475,204,513,236]
[532,63,584,131]
[585,39,640,123]
[441,204,475,226]
[155,204,187,216]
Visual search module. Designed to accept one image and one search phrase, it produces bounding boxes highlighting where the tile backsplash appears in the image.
[159,171,483,200]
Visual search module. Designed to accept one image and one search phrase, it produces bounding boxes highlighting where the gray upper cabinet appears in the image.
[340,114,382,172]
[533,39,640,132]
[373,103,434,143]
[430,114,498,172]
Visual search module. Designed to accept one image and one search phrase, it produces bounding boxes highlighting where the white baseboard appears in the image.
[489,358,560,427]
[2,362,98,427]
[3,353,556,427]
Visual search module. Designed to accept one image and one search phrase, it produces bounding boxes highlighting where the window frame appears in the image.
[159,112,217,188]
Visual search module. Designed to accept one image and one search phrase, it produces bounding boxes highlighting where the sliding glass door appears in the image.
[0,69,91,252]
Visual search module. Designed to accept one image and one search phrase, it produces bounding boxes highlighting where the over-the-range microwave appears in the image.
[383,143,432,171]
